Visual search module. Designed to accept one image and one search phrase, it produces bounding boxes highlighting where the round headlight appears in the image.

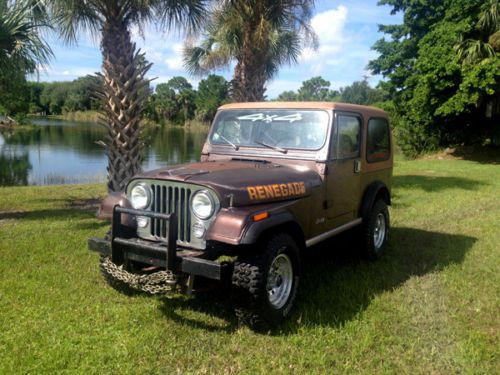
[130,184,151,209]
[191,190,214,219]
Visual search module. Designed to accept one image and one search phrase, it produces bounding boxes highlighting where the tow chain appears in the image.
[100,256,178,295]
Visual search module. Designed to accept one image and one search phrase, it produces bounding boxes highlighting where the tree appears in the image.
[154,83,178,122]
[0,0,52,75]
[340,79,387,105]
[0,0,52,118]
[151,77,197,124]
[369,0,499,156]
[297,76,338,101]
[47,1,208,192]
[0,69,30,117]
[455,0,500,64]
[276,90,298,101]
[184,0,317,102]
[195,74,229,121]
[164,76,195,122]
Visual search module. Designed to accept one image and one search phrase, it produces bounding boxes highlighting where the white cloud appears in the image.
[164,57,184,70]
[300,5,348,74]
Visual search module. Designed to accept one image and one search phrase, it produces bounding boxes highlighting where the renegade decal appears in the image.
[247,182,306,200]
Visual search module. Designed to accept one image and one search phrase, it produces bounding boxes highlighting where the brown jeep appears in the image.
[89,102,393,329]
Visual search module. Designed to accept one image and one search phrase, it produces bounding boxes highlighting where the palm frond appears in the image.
[0,0,53,74]
[456,38,496,65]
[156,0,209,35]
[478,0,499,35]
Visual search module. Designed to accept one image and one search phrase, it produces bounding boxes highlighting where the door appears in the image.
[325,112,362,229]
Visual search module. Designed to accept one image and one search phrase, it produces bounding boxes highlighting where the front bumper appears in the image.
[88,206,221,280]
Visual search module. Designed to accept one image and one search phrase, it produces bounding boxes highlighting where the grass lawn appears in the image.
[0,156,498,374]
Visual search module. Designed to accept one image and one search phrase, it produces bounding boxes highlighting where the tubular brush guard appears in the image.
[88,205,222,280]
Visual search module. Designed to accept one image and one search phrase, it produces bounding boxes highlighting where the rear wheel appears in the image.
[231,233,300,330]
[362,199,390,260]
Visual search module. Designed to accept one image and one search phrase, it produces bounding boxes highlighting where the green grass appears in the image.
[0,157,498,374]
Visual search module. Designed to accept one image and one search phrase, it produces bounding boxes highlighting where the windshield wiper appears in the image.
[254,140,287,154]
[219,134,239,150]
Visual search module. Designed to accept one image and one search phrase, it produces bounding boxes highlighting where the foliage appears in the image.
[143,75,229,124]
[0,157,499,373]
[0,0,52,117]
[146,76,196,124]
[298,76,337,101]
[455,0,500,64]
[370,0,500,156]
[5,72,229,125]
[340,78,388,105]
[275,76,385,104]
[0,0,52,75]
[0,69,29,116]
[276,90,298,101]
[25,75,102,115]
[194,74,230,121]
[184,0,317,101]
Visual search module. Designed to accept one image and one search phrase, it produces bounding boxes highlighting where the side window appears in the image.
[367,118,390,163]
[337,115,361,159]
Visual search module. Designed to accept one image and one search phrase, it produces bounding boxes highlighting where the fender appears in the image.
[206,206,299,246]
[240,210,296,245]
[359,181,391,219]
[96,192,135,228]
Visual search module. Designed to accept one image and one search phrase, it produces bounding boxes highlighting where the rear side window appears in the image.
[367,118,390,163]
[337,115,361,159]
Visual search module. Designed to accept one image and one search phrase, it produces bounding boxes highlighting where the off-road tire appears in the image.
[362,199,389,260]
[231,233,300,330]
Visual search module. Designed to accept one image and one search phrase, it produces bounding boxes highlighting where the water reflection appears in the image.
[0,152,31,186]
[0,118,209,186]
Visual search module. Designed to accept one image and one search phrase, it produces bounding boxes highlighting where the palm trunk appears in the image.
[99,18,151,192]
[231,22,268,102]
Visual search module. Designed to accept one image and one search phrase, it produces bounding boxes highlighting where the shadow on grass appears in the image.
[287,227,475,332]
[0,207,97,222]
[449,145,500,164]
[155,227,475,334]
[157,281,238,333]
[23,197,101,209]
[393,175,486,192]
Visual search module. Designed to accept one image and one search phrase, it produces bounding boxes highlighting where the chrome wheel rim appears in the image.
[266,253,293,309]
[373,213,386,249]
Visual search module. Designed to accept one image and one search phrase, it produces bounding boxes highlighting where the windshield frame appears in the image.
[207,109,332,157]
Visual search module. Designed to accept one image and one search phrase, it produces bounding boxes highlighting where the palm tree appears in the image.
[0,0,52,76]
[184,0,317,102]
[455,0,499,64]
[46,0,208,192]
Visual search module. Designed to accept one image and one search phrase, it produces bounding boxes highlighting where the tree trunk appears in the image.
[99,17,151,192]
[231,23,268,102]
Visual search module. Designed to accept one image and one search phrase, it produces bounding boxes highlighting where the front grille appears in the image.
[150,184,192,243]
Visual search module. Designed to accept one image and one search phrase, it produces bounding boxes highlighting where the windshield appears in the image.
[210,109,329,151]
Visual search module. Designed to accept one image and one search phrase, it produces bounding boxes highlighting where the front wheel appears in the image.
[362,199,390,260]
[231,233,300,330]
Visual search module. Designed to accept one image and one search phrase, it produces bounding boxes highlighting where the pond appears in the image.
[0,118,209,186]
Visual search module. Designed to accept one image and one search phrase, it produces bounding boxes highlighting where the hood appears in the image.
[134,159,321,206]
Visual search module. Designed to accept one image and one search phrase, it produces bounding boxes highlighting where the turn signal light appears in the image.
[252,212,269,222]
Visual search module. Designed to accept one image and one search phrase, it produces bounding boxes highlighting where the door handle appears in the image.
[354,160,361,173]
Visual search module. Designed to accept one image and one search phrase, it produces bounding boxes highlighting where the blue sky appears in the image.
[38,0,402,98]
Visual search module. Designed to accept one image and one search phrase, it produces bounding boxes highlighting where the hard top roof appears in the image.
[219,101,387,116]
